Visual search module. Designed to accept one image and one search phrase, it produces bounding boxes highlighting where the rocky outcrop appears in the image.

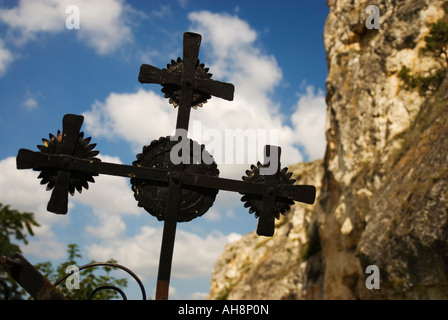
[209,0,448,300]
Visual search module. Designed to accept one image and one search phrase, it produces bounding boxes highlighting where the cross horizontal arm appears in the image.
[182,173,315,204]
[17,149,169,184]
[17,149,315,205]
[195,79,234,101]
[277,184,316,204]
[138,65,234,102]
[138,64,181,85]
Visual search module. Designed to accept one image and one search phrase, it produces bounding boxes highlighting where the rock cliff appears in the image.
[208,0,448,300]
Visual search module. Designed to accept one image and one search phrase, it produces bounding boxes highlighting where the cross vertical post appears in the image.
[154,32,205,300]
[256,145,281,236]
[47,114,84,214]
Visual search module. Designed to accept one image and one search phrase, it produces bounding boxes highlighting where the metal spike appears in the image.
[83,136,92,145]
[69,184,75,196]
[89,150,100,157]
[46,181,55,191]
[85,143,97,152]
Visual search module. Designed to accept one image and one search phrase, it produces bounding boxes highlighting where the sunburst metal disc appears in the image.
[240,162,296,219]
[36,130,100,196]
[161,57,213,109]
[130,136,219,222]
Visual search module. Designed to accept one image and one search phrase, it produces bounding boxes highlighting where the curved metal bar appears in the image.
[88,285,127,300]
[0,278,9,300]
[54,262,146,300]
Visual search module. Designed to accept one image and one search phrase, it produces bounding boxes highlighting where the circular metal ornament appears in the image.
[131,136,219,222]
[161,57,212,109]
[36,131,100,195]
[240,162,296,219]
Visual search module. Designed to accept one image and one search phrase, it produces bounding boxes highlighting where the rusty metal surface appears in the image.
[0,253,67,300]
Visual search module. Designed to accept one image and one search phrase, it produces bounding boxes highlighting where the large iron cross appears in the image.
[16,32,316,300]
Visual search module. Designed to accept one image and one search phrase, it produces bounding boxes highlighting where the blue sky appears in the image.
[0,0,329,299]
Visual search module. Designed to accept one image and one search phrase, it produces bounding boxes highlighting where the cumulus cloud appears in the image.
[291,85,327,160]
[83,89,176,150]
[82,10,312,180]
[0,154,141,257]
[0,157,68,259]
[73,154,141,215]
[86,226,241,279]
[23,97,38,109]
[0,0,136,54]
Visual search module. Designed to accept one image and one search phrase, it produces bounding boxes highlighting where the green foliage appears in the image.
[0,203,40,255]
[0,203,127,300]
[399,17,448,96]
[420,20,448,64]
[398,65,445,96]
[0,203,40,299]
[35,244,128,300]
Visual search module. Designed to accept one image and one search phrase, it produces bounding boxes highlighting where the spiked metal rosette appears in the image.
[36,130,100,195]
[161,57,212,109]
[240,162,296,219]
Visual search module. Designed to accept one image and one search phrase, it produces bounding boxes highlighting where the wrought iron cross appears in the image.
[16,32,316,300]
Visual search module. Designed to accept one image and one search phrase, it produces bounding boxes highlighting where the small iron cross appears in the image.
[16,32,316,300]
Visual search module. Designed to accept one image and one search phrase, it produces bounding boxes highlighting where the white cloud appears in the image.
[74,0,135,55]
[0,39,14,77]
[73,154,141,215]
[86,226,240,279]
[0,157,68,259]
[291,85,327,160]
[23,97,38,109]
[83,89,176,150]
[82,10,307,180]
[0,0,136,54]
[85,209,127,240]
[0,153,141,258]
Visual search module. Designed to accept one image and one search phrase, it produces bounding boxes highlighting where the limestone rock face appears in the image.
[208,0,448,300]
